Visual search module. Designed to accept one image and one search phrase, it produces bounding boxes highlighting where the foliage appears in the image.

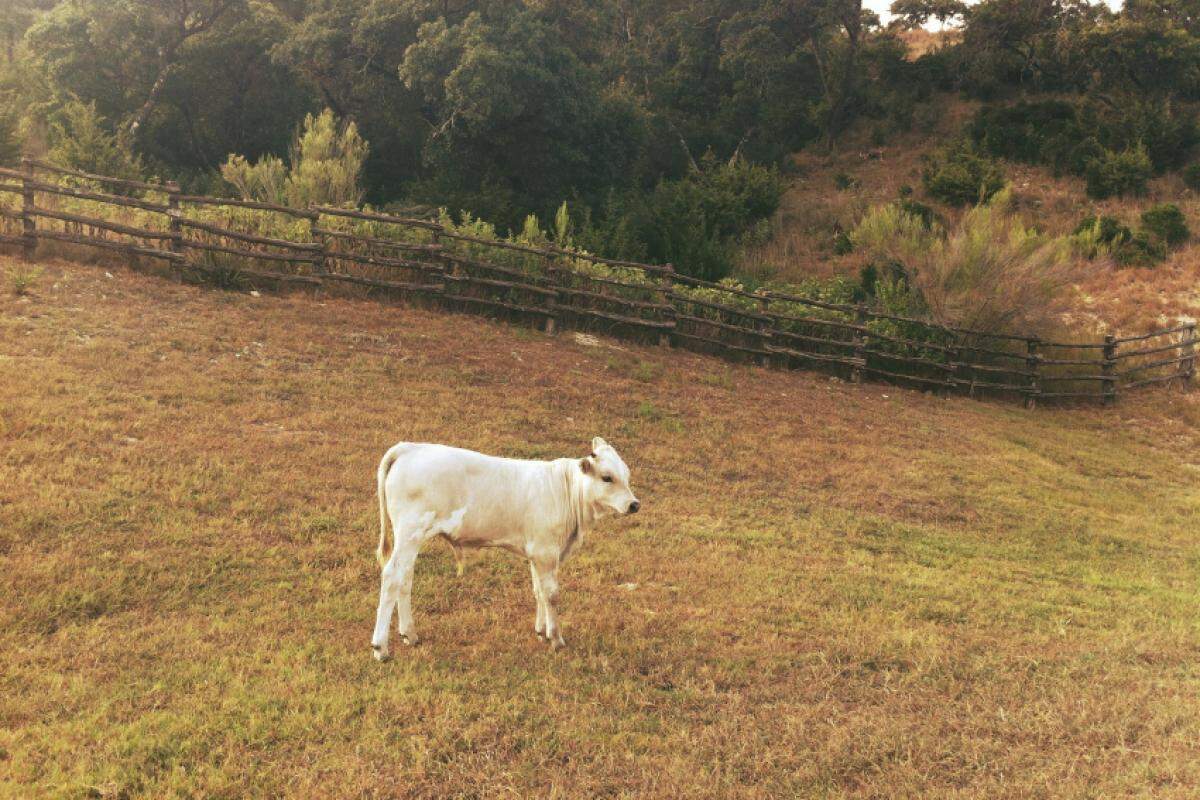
[583,157,785,281]
[1114,230,1167,268]
[284,109,368,208]
[46,100,144,182]
[1070,214,1130,260]
[969,99,1082,171]
[221,154,288,205]
[221,109,367,208]
[1084,144,1152,199]
[834,172,860,190]
[832,230,853,255]
[922,142,1006,206]
[191,250,249,291]
[1184,162,1200,190]
[0,110,22,166]
[1073,215,1132,246]
[1140,202,1189,246]
[5,263,42,296]
[970,99,1198,178]
[852,189,1081,335]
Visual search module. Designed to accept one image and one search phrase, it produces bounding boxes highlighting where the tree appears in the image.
[400,8,645,225]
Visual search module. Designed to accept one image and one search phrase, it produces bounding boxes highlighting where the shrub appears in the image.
[1183,163,1200,191]
[1073,215,1132,246]
[898,198,937,229]
[832,230,853,255]
[585,157,785,281]
[970,100,1081,169]
[1071,215,1131,260]
[1115,231,1166,268]
[221,154,288,205]
[6,264,42,296]
[221,109,368,208]
[1096,100,1198,174]
[0,111,21,167]
[852,189,1082,335]
[1084,144,1152,199]
[285,109,368,208]
[1140,203,1189,247]
[834,172,860,190]
[47,100,144,182]
[922,143,1005,206]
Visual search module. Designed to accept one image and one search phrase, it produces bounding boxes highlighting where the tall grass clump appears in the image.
[853,189,1083,335]
[222,109,368,208]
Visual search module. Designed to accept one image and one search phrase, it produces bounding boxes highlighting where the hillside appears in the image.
[745,95,1200,335]
[3,256,1200,797]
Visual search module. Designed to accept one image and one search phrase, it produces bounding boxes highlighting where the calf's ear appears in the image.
[591,436,608,452]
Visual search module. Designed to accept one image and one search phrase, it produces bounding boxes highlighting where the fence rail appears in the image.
[0,156,1195,407]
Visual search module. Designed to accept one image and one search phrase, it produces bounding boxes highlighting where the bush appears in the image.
[1097,100,1198,174]
[1073,215,1132,247]
[221,109,368,208]
[922,143,1006,206]
[1115,231,1166,268]
[1140,203,1189,247]
[1184,163,1200,191]
[834,172,860,191]
[832,230,853,255]
[852,189,1082,335]
[1084,144,1152,199]
[585,157,785,281]
[47,101,144,182]
[0,111,21,167]
[969,100,1081,170]
[221,154,288,205]
[898,198,938,229]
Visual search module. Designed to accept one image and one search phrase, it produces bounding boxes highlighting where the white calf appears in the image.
[371,437,639,658]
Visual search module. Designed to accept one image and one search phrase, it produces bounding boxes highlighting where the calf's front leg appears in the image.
[530,561,547,639]
[532,558,565,650]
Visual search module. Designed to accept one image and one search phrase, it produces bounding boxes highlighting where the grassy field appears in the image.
[3,256,1200,798]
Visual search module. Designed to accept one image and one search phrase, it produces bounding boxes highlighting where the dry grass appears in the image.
[3,255,1200,798]
[740,96,980,282]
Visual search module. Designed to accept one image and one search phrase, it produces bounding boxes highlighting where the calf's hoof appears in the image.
[549,637,566,651]
[372,644,391,662]
[401,632,419,647]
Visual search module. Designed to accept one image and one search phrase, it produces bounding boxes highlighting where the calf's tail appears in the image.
[376,443,407,568]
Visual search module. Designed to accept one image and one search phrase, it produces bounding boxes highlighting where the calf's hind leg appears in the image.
[372,514,433,660]
[372,543,421,660]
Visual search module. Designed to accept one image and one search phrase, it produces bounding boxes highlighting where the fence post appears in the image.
[1182,324,1196,387]
[755,293,771,368]
[1025,337,1041,410]
[542,252,559,335]
[20,156,35,262]
[166,181,182,279]
[1102,334,1118,405]
[309,207,329,279]
[850,304,867,383]
[657,264,675,348]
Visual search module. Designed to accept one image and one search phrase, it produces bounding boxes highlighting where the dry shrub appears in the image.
[853,189,1086,335]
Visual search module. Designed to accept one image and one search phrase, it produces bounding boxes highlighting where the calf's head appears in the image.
[580,436,640,516]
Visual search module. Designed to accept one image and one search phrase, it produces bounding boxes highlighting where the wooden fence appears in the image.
[0,157,1195,407]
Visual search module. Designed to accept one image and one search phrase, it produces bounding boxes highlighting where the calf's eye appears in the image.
[602,475,613,483]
